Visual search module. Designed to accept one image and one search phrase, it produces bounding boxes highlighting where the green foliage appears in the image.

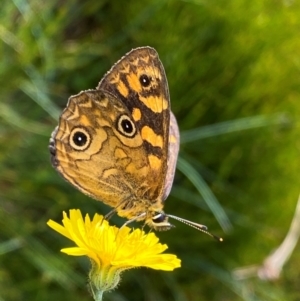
[1,0,300,300]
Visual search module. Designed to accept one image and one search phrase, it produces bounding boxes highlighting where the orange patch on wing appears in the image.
[141,126,163,148]
[97,95,109,108]
[126,162,148,177]
[79,98,93,108]
[117,80,129,98]
[131,58,140,66]
[139,95,168,113]
[143,66,161,80]
[79,115,93,127]
[132,108,142,121]
[126,73,141,93]
[102,168,118,179]
[148,154,162,170]
[114,147,127,159]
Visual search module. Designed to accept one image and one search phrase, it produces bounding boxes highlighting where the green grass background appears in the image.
[1,0,300,300]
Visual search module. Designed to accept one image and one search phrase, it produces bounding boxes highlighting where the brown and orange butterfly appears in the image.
[49,47,219,237]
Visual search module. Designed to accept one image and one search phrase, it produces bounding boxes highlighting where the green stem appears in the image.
[94,290,103,301]
[88,260,124,300]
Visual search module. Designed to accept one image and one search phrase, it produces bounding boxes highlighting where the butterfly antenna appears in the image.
[166,214,223,242]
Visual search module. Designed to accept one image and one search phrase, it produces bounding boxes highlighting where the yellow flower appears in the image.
[47,209,181,300]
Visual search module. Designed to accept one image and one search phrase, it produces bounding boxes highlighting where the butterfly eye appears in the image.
[117,115,136,138]
[139,74,151,87]
[152,212,167,223]
[69,127,91,151]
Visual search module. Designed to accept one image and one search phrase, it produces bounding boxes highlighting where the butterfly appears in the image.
[49,47,220,238]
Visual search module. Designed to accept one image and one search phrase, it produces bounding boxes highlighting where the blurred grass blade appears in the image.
[161,273,188,301]
[105,0,167,48]
[177,156,232,232]
[0,24,24,52]
[12,0,30,18]
[171,186,208,210]
[186,257,263,301]
[21,67,61,120]
[0,102,52,136]
[181,114,289,143]
[24,236,84,288]
[0,238,23,255]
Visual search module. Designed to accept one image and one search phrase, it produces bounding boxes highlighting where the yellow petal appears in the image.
[48,209,181,271]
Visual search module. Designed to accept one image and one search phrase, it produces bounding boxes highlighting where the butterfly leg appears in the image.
[120,212,146,229]
[104,195,133,221]
[104,208,117,221]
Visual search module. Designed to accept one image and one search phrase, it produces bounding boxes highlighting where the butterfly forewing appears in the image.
[97,47,170,200]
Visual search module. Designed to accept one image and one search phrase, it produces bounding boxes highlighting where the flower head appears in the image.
[47,209,181,300]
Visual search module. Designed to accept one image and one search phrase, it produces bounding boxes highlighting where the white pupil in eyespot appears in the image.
[121,119,133,133]
[140,74,151,87]
[117,115,136,138]
[73,131,87,146]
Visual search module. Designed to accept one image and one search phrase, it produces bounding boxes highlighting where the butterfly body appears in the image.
[49,47,180,230]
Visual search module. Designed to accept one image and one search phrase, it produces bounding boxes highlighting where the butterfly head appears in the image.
[146,211,223,241]
[147,211,174,231]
